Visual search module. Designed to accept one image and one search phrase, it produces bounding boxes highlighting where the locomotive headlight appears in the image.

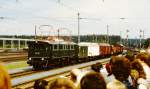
[41,58,44,60]
[29,58,31,60]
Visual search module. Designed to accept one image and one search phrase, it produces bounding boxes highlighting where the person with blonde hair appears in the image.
[0,62,11,89]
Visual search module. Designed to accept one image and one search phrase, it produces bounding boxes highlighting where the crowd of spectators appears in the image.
[0,49,150,89]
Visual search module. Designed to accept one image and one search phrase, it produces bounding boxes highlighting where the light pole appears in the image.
[107,24,109,43]
[139,29,143,49]
[77,12,80,44]
[35,25,37,42]
[120,31,122,44]
[119,17,127,45]
[126,29,129,47]
[142,30,145,48]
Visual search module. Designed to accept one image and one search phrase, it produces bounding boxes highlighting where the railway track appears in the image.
[0,54,27,62]
[10,69,35,79]
[0,52,27,56]
[11,58,110,89]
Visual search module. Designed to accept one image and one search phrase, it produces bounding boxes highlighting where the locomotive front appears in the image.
[27,40,79,70]
[27,41,51,69]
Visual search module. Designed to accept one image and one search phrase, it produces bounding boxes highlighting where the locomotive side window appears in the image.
[69,45,71,50]
[70,45,74,50]
[67,45,69,49]
[34,44,45,50]
[53,45,58,50]
[65,45,67,49]
[68,45,70,49]
[71,45,74,50]
[65,45,67,50]
[63,45,65,50]
[59,45,63,49]
[29,45,34,49]
[63,45,64,50]
[46,47,48,51]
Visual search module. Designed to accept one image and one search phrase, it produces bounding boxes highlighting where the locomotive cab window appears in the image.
[33,44,45,51]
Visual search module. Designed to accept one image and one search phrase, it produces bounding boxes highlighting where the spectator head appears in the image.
[70,68,81,83]
[136,52,150,67]
[107,79,127,89]
[140,49,146,53]
[0,63,11,89]
[48,77,76,89]
[136,52,148,62]
[80,71,106,89]
[146,48,150,54]
[131,59,146,79]
[146,54,150,67]
[91,62,102,72]
[96,62,103,69]
[111,56,131,82]
[105,62,112,76]
[34,79,48,89]
[125,53,135,62]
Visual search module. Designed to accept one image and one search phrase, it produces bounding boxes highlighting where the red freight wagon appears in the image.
[99,43,111,57]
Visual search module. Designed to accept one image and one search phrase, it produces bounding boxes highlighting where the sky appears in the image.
[0,0,150,38]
